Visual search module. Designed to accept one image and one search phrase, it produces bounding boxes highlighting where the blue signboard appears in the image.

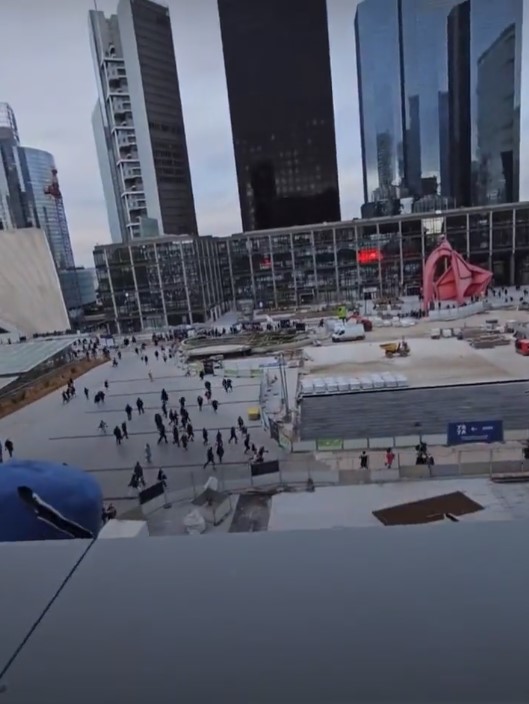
[446,420,503,446]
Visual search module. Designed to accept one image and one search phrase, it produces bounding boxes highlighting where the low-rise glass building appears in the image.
[95,201,529,331]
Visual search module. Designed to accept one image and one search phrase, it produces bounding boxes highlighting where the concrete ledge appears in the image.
[399,465,430,479]
[370,468,400,483]
[292,440,316,452]
[343,438,368,450]
[504,429,529,441]
[420,433,447,445]
[430,464,460,478]
[368,437,395,450]
[393,435,421,448]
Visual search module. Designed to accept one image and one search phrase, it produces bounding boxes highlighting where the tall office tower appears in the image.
[355,0,523,211]
[89,0,197,243]
[218,0,340,231]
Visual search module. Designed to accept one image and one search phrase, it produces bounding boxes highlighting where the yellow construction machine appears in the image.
[380,340,410,358]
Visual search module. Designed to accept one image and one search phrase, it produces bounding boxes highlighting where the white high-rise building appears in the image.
[89,0,197,243]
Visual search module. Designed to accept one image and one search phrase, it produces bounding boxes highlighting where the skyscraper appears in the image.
[355,0,523,211]
[89,0,197,243]
[0,103,75,269]
[218,0,340,231]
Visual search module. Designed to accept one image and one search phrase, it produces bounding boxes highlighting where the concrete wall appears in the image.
[0,228,70,334]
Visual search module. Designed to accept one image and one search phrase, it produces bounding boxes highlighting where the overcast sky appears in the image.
[0,0,362,267]
[2,0,528,269]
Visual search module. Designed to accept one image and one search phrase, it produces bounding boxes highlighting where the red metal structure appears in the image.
[422,237,492,311]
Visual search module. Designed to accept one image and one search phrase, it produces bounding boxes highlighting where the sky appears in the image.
[0,0,363,268]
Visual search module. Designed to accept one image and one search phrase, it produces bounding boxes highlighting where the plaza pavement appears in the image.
[0,347,290,511]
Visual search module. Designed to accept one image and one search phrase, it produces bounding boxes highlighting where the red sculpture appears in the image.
[422,237,492,311]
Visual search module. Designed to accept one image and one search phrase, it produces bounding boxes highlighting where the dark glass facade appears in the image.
[95,202,529,332]
[355,0,523,211]
[218,0,340,231]
[131,0,197,235]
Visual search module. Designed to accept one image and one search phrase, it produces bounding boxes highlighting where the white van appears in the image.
[331,323,365,342]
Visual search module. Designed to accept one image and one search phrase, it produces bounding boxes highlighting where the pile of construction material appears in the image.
[456,324,511,349]
[300,372,409,397]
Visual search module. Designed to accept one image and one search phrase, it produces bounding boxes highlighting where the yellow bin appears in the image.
[247,406,261,421]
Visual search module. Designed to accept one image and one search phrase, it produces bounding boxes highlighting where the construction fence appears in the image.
[293,428,529,453]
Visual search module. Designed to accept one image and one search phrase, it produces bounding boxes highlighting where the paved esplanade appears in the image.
[300,380,529,440]
[0,346,285,510]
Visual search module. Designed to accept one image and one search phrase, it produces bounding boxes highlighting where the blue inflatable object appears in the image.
[0,460,103,542]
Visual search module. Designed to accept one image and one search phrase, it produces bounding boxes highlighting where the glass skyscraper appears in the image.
[218,0,341,231]
[355,0,523,211]
[20,148,75,270]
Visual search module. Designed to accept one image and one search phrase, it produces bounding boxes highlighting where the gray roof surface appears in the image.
[0,340,73,376]
[1,522,528,703]
[300,380,529,439]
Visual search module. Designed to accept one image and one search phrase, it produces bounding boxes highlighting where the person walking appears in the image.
[197,395,203,412]
[216,430,223,446]
[243,435,251,454]
[162,402,168,419]
[84,387,89,400]
[181,433,189,450]
[212,399,219,413]
[104,380,109,390]
[113,426,123,445]
[172,425,180,446]
[360,450,369,469]
[202,428,209,445]
[186,422,194,441]
[121,421,129,439]
[128,472,139,496]
[125,404,133,421]
[157,424,168,444]
[385,448,395,469]
[203,446,215,469]
[148,370,153,382]
[4,439,13,459]
[133,461,146,488]
[157,468,167,489]
[216,442,224,464]
[98,420,108,434]
[145,442,152,464]
[161,389,169,403]
[136,397,145,414]
[229,426,238,444]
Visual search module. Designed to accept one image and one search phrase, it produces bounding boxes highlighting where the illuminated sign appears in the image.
[357,248,381,264]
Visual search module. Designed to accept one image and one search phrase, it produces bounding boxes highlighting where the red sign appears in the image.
[358,248,381,264]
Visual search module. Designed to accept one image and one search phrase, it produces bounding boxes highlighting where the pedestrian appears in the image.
[237,416,244,430]
[155,350,159,360]
[148,370,153,382]
[186,422,194,441]
[226,378,233,392]
[229,426,238,444]
[204,381,211,393]
[205,390,212,403]
[385,448,395,469]
[121,421,129,439]
[125,404,133,421]
[145,442,152,464]
[216,430,223,445]
[172,425,180,445]
[84,387,89,400]
[212,399,218,413]
[117,350,122,360]
[203,446,215,469]
[222,378,228,393]
[134,461,146,488]
[181,433,189,450]
[360,450,369,469]
[157,424,168,444]
[197,395,203,412]
[128,473,139,495]
[100,391,105,403]
[145,355,149,365]
[202,428,209,445]
[136,397,144,414]
[243,435,251,453]
[62,391,69,404]
[162,402,168,418]
[113,426,123,445]
[104,380,109,390]
[163,355,167,363]
[161,389,168,403]
[179,396,186,408]
[4,439,13,458]
[154,412,163,429]
[199,370,205,381]
[157,468,167,489]
[98,420,108,434]
[216,443,224,463]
